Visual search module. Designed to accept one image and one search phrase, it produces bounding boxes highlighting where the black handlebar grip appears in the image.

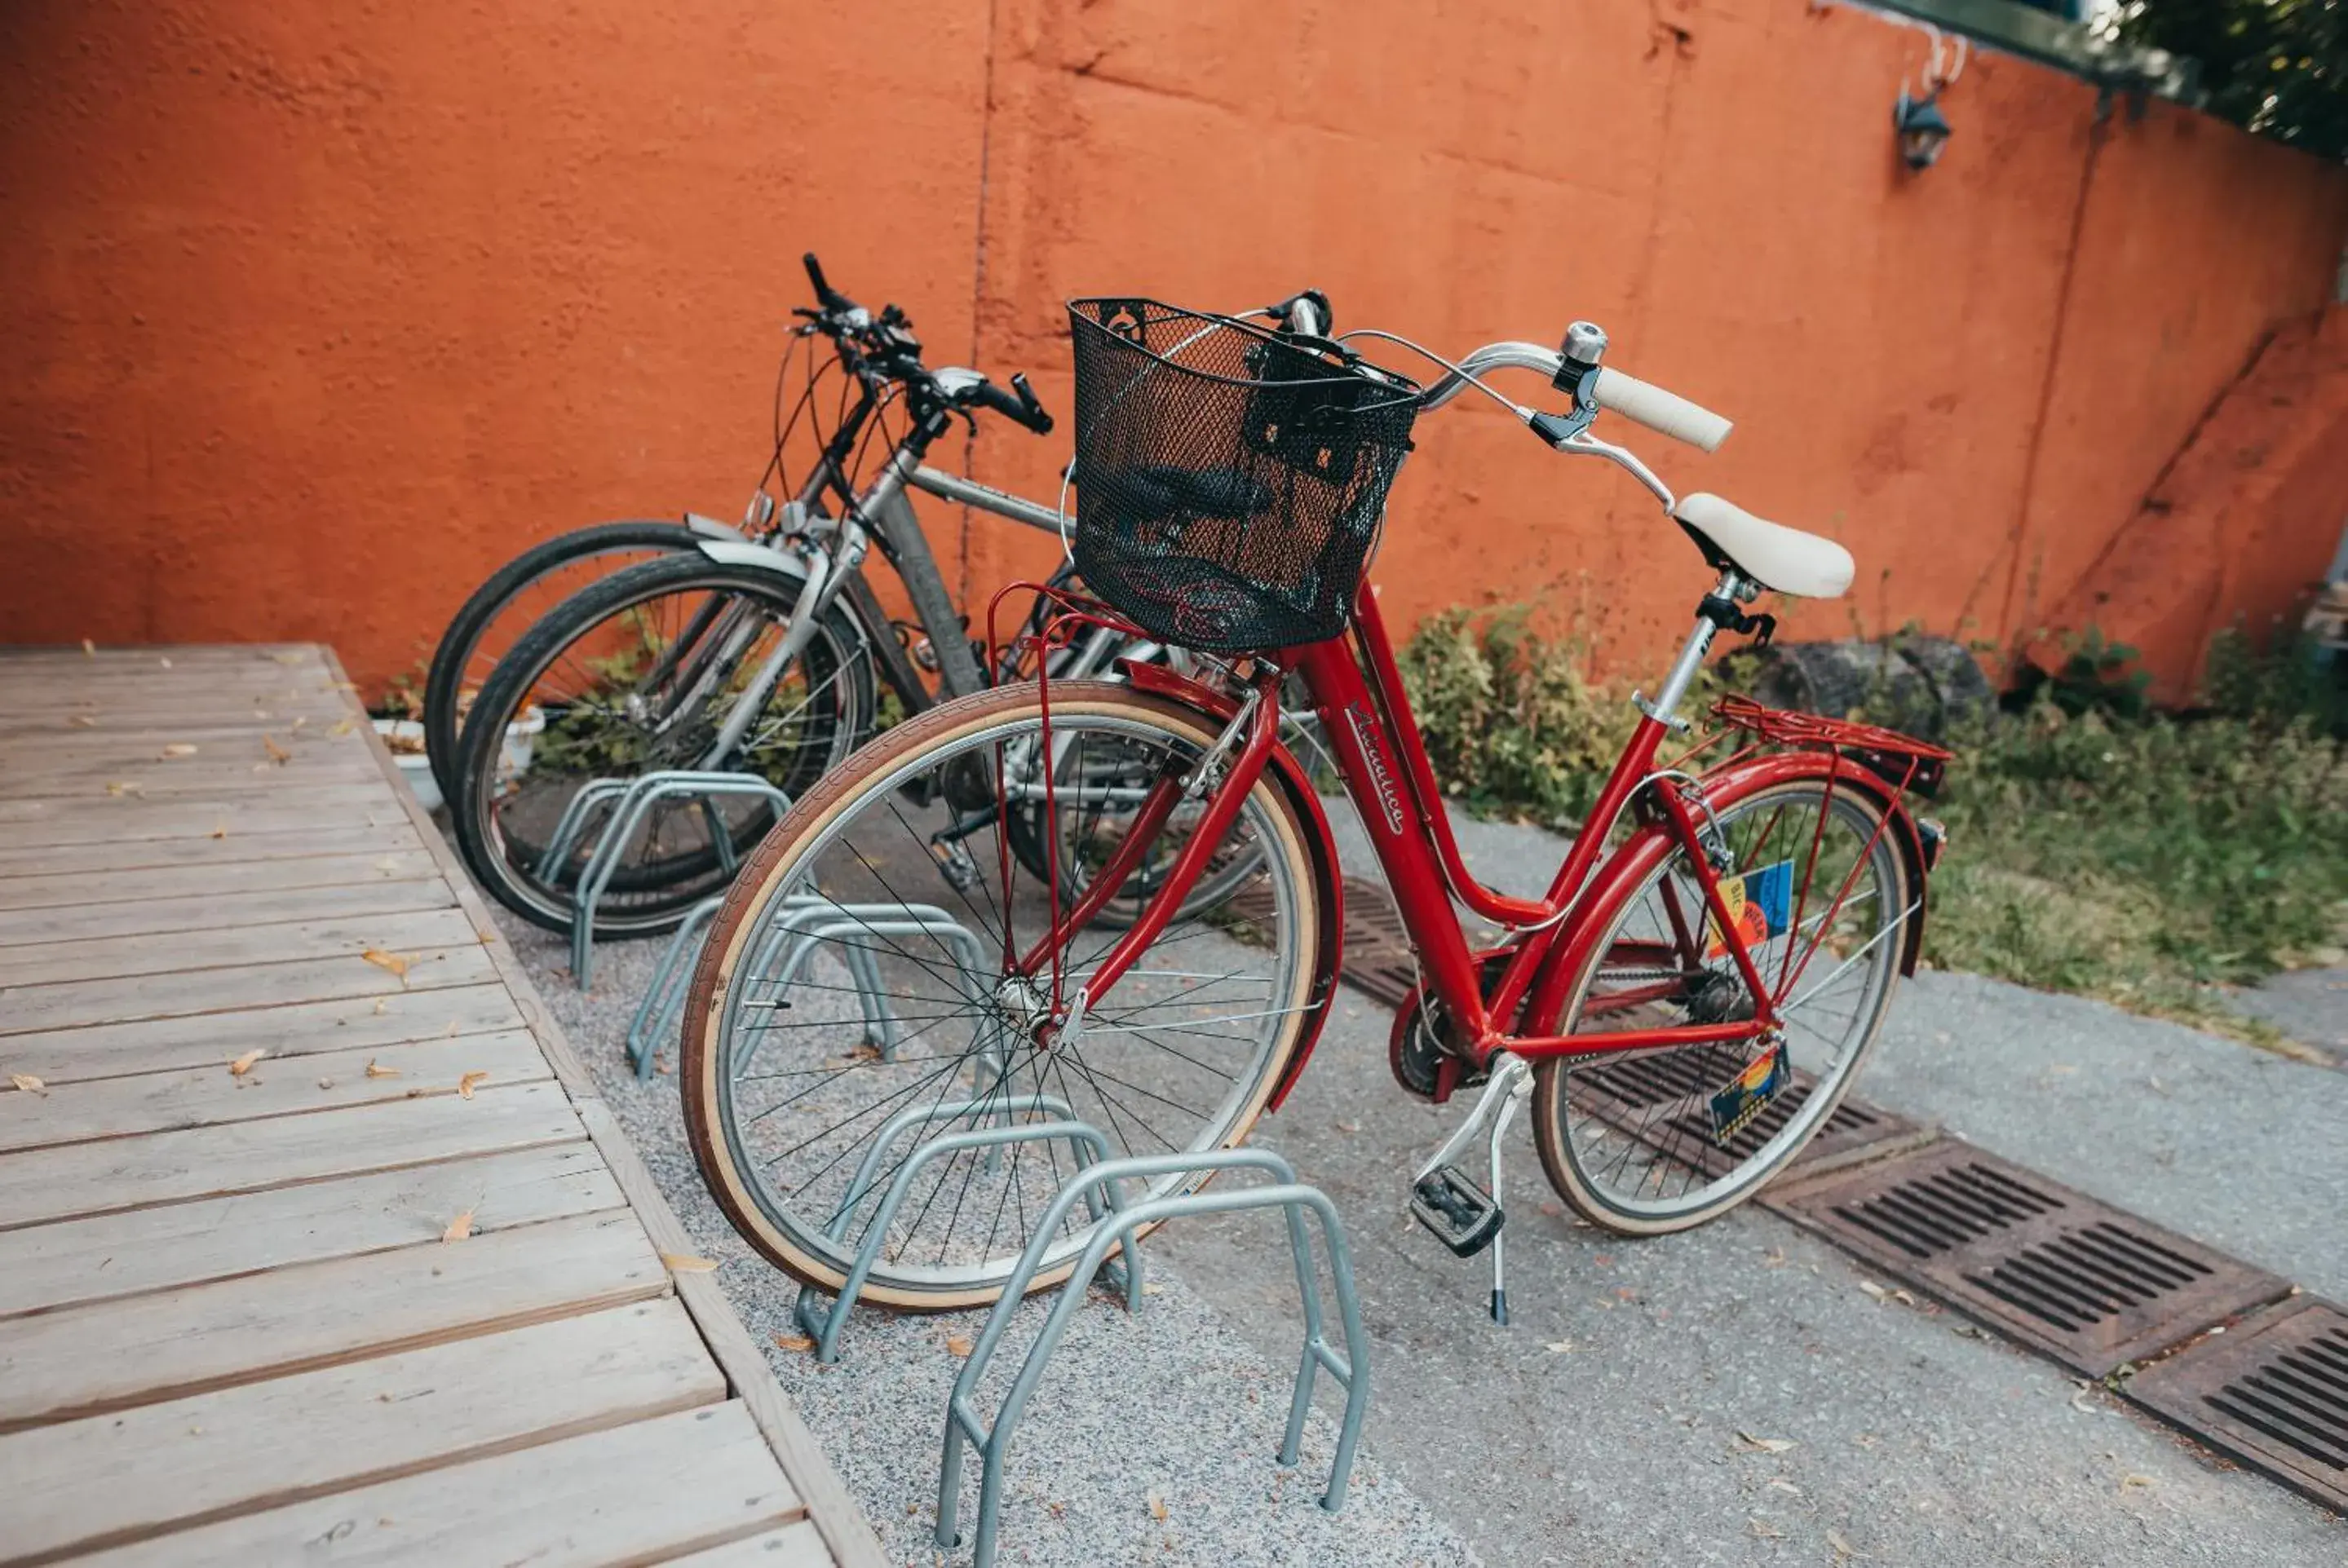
[971,378,1052,435]
[1009,373,1054,435]
[803,252,849,311]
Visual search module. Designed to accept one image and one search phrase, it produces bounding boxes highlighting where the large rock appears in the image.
[1741,636,1992,741]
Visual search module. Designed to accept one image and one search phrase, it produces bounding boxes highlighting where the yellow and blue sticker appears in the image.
[1709,1038,1790,1145]
[1703,859,1794,962]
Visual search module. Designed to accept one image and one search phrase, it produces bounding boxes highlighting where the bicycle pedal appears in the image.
[1410,1166,1505,1258]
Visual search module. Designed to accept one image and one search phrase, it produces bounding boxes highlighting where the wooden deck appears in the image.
[0,645,882,1568]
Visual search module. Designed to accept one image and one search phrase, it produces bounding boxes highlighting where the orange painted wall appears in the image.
[2039,305,2348,697]
[6,0,2346,698]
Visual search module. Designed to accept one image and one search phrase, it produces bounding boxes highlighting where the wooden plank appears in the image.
[0,1142,618,1319]
[0,697,350,730]
[0,1030,551,1154]
[577,1102,889,1568]
[0,982,525,1085]
[0,905,481,989]
[0,941,497,1038]
[0,850,442,912]
[0,876,453,946]
[0,643,324,667]
[60,1401,801,1568]
[0,1080,582,1231]
[0,819,422,880]
[0,714,366,750]
[0,755,386,802]
[328,660,887,1568]
[0,1297,725,1566]
[659,1522,834,1566]
[0,793,409,853]
[0,1209,669,1428]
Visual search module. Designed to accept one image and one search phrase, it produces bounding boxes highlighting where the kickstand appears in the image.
[1408,1053,1533,1324]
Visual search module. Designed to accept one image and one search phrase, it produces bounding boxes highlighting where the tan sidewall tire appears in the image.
[679,681,1325,1311]
[1530,780,1913,1237]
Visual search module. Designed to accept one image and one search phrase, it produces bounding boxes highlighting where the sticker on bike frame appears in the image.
[1703,859,1794,962]
[1709,1038,1790,1146]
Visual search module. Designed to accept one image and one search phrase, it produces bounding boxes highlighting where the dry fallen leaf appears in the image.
[772,1332,816,1353]
[1749,1518,1785,1540]
[361,948,413,980]
[160,743,198,759]
[158,656,172,669]
[1146,1492,1169,1523]
[317,1077,335,1089]
[291,715,307,732]
[1736,1433,1796,1454]
[272,651,307,665]
[228,1049,267,1076]
[1828,1528,1866,1561]
[67,713,97,729]
[661,1252,718,1274]
[81,638,95,656]
[945,1334,974,1358]
[1767,1478,1804,1496]
[1544,1338,1576,1354]
[328,716,356,737]
[1140,1282,1165,1296]
[262,735,291,765]
[9,1073,47,1097]
[210,821,228,839]
[2120,1473,2156,1492]
[365,1059,401,1080]
[441,1208,475,1243]
[104,781,142,797]
[457,1070,490,1100]
[372,998,387,1015]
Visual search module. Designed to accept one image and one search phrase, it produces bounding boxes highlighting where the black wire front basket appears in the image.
[1066,298,1422,653]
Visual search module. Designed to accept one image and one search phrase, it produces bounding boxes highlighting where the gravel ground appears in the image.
[478,789,2346,1565]
[493,910,1479,1568]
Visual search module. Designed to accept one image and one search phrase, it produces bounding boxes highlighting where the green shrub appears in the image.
[1395,609,2348,1044]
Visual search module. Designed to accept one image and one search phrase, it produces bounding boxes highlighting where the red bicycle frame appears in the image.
[1019,573,1940,1095]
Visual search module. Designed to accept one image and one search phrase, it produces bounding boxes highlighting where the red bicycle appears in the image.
[679,292,1949,1319]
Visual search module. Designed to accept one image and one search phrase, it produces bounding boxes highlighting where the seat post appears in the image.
[1637,569,1749,729]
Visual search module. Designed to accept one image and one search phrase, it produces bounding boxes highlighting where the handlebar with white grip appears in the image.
[1586,368,1732,453]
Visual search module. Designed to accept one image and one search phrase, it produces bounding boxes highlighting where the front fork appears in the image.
[1011,665,1285,1036]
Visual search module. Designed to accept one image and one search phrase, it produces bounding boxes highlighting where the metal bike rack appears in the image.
[733,899,993,1071]
[625,893,997,1080]
[565,771,793,987]
[793,1102,1117,1363]
[937,1150,1370,1568]
[623,894,723,1077]
[537,777,632,882]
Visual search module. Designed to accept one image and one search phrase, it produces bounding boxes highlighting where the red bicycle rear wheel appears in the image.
[1532,775,1915,1234]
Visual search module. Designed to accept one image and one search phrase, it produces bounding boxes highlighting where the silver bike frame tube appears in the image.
[906,466,1068,535]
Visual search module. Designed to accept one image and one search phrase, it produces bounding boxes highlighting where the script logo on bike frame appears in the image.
[1345,701,1408,836]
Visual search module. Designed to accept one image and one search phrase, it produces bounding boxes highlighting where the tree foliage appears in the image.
[2117,1,2348,160]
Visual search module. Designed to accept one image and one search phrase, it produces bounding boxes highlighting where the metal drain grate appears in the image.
[2125,1297,2348,1513]
[1338,877,1417,1008]
[1767,1141,2291,1376]
[1222,876,1417,1008]
[1570,1053,1927,1178]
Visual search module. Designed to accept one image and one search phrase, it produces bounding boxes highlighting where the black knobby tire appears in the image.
[449,551,875,935]
[424,521,699,802]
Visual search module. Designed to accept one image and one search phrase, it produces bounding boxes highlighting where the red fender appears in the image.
[1520,749,1937,1038]
[1117,660,1344,1113]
